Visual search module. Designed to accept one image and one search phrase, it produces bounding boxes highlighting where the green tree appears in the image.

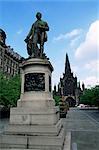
[0,72,8,106]
[0,72,21,107]
[53,95,61,106]
[80,86,99,106]
[6,75,21,107]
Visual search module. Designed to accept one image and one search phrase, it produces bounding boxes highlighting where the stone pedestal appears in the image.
[0,58,66,149]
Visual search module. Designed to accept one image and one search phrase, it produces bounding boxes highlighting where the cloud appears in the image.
[81,59,99,88]
[75,20,99,59]
[16,29,23,35]
[70,35,81,47]
[71,65,78,74]
[81,76,99,88]
[53,29,82,42]
[64,29,82,39]
[85,59,99,73]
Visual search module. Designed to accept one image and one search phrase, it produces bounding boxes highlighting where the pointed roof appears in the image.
[82,82,85,91]
[77,81,81,89]
[65,53,71,75]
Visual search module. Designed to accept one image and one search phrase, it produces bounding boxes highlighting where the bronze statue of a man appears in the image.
[25,12,49,58]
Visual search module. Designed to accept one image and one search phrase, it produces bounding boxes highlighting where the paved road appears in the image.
[64,108,99,150]
[84,109,99,123]
[0,118,9,134]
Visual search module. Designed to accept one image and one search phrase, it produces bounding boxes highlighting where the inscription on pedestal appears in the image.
[24,73,45,92]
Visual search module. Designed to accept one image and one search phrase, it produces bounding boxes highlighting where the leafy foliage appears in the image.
[53,95,61,106]
[80,86,99,106]
[0,72,21,107]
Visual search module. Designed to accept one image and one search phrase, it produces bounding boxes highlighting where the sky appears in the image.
[0,0,99,89]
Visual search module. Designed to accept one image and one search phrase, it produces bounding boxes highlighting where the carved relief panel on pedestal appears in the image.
[24,73,45,92]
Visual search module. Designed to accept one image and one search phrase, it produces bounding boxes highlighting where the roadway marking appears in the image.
[82,111,99,126]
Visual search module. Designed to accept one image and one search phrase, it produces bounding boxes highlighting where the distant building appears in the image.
[54,53,84,107]
[0,29,23,77]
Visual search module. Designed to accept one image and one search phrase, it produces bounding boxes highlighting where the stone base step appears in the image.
[4,119,63,136]
[0,127,65,150]
[0,132,71,150]
[10,107,59,125]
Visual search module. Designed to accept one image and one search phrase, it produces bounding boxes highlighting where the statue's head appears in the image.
[36,12,42,20]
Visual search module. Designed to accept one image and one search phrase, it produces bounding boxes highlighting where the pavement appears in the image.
[0,118,9,134]
[0,108,99,150]
[63,108,99,150]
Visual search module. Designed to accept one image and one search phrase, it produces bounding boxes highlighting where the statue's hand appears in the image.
[39,25,45,29]
[39,25,49,31]
[39,26,45,32]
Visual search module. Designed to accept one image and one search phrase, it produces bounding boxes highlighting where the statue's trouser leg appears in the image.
[33,43,37,57]
[32,34,38,57]
[40,33,44,56]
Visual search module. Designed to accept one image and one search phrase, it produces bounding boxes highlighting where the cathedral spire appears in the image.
[65,53,71,75]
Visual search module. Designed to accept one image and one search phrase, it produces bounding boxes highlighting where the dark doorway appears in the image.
[66,97,76,107]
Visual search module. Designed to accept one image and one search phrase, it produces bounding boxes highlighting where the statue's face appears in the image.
[36,13,42,20]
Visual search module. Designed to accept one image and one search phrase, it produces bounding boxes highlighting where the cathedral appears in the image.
[54,53,84,107]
